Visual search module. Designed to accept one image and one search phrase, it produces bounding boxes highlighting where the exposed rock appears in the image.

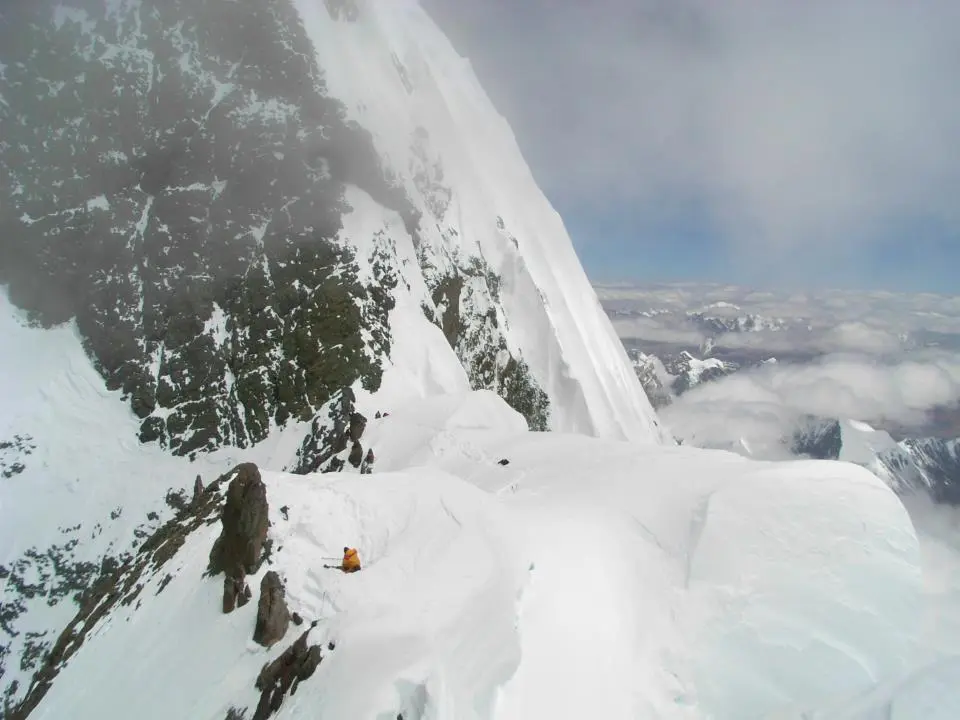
[360,447,375,475]
[253,572,290,648]
[348,441,364,469]
[209,464,269,580]
[292,389,366,474]
[291,612,303,626]
[7,466,234,719]
[252,629,324,720]
[349,412,367,442]
[497,458,510,466]
[208,465,269,615]
[193,475,204,504]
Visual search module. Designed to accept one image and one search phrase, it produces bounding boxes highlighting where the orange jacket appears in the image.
[342,548,361,571]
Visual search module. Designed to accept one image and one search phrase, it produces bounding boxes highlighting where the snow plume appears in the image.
[663,353,960,450]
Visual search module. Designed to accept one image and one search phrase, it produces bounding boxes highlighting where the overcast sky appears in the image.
[422,0,960,293]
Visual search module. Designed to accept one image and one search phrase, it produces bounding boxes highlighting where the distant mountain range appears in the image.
[628,345,960,507]
[792,417,960,505]
[628,348,772,407]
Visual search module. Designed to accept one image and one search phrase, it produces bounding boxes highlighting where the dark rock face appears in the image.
[6,466,234,719]
[792,416,843,460]
[0,0,399,459]
[222,575,252,614]
[349,412,367,443]
[209,464,269,614]
[424,257,551,431]
[252,629,324,720]
[292,389,368,474]
[253,572,290,648]
[877,437,960,505]
[348,441,364,469]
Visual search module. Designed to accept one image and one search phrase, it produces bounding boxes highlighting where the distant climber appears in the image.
[324,546,361,573]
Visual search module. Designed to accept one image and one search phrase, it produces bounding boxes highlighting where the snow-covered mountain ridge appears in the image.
[792,417,960,505]
[630,346,960,506]
[6,393,928,719]
[0,0,661,455]
[1,0,950,717]
[0,0,665,708]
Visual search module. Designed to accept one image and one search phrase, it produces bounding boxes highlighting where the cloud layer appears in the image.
[668,354,960,431]
[604,282,960,448]
[425,0,960,267]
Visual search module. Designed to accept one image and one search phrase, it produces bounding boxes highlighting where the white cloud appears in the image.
[610,315,706,346]
[816,323,903,355]
[664,354,960,445]
[426,0,960,270]
[598,283,960,352]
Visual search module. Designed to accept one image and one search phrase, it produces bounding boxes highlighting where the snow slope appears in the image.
[22,392,927,720]
[293,0,663,443]
[1,0,663,695]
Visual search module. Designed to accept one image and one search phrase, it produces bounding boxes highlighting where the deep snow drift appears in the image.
[21,391,928,720]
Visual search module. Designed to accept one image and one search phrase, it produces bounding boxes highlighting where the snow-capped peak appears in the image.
[293,0,663,443]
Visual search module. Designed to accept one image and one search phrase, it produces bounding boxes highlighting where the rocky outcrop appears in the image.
[360,448,375,475]
[348,441,364,469]
[349,412,367,443]
[6,466,233,719]
[253,572,290,648]
[791,416,842,460]
[252,628,324,720]
[292,389,375,475]
[208,464,269,614]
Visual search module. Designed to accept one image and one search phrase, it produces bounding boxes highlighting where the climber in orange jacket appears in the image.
[323,546,361,573]
[341,546,362,573]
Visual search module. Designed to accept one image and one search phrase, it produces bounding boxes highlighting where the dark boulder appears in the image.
[349,411,367,442]
[193,474,204,504]
[360,447,375,475]
[209,464,269,614]
[223,574,252,614]
[253,629,325,720]
[253,571,290,648]
[292,388,368,474]
[348,441,364,468]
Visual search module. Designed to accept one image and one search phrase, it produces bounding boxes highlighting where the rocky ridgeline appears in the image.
[204,464,327,720]
[6,466,232,719]
[6,462,336,719]
[208,463,270,613]
[290,387,375,475]
[0,0,551,465]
